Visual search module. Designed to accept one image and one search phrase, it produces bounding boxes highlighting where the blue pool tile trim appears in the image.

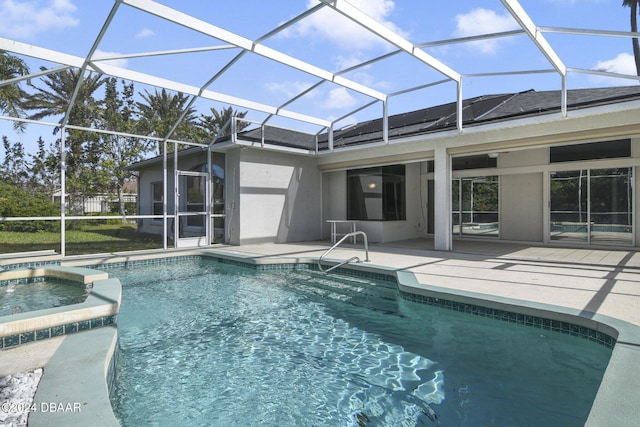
[0,275,85,287]
[102,255,619,348]
[0,315,117,350]
[93,255,202,270]
[400,290,616,349]
[0,260,60,271]
[90,254,616,349]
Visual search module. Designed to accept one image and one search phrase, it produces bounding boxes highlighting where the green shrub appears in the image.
[0,181,59,232]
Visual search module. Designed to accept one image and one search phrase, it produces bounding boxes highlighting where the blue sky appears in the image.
[1,0,638,157]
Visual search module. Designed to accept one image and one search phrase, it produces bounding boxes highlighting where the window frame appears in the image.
[346,164,406,221]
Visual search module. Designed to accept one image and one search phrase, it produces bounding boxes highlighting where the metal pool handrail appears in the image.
[318,231,369,273]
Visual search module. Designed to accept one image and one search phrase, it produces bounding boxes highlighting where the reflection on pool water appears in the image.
[0,280,88,316]
[108,258,611,426]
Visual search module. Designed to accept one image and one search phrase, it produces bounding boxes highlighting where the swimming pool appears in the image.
[108,258,611,426]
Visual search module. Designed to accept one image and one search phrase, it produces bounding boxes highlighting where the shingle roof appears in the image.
[215,85,640,151]
[233,125,317,150]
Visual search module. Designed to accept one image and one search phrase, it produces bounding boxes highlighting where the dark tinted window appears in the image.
[550,139,630,163]
[453,155,497,170]
[347,165,406,221]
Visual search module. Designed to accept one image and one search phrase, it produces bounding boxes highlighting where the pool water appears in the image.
[0,280,88,316]
[108,259,611,426]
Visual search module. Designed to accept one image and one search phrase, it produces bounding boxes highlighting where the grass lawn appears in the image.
[0,223,164,255]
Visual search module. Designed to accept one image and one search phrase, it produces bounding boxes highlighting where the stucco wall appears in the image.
[497,148,546,242]
[500,173,544,242]
[232,148,321,245]
[137,166,174,237]
[322,170,347,238]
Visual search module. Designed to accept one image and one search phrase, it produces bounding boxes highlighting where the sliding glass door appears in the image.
[550,168,632,245]
[550,170,588,242]
[590,168,633,244]
[452,176,499,237]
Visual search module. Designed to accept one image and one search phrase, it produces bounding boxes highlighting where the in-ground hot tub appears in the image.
[0,266,121,349]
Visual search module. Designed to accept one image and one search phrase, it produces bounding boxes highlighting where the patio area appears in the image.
[210,238,640,327]
[1,238,640,426]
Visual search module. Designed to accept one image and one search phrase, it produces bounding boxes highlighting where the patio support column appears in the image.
[434,145,452,251]
[60,126,66,257]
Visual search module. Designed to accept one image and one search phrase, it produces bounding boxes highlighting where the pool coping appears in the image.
[28,326,120,427]
[0,266,120,348]
[3,248,639,426]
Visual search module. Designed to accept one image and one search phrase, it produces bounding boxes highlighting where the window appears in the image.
[183,175,205,228]
[151,182,163,219]
[347,165,406,221]
[550,168,632,245]
[453,155,497,170]
[550,139,630,163]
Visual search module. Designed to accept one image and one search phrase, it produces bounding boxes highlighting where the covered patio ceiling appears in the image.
[1,0,639,145]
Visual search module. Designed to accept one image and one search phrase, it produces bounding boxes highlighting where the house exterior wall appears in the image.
[322,170,347,237]
[225,148,241,245]
[131,101,640,249]
[500,173,544,242]
[317,103,640,248]
[228,147,322,245]
[496,148,546,242]
[137,165,172,236]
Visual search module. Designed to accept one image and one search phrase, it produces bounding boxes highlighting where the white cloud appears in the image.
[590,53,637,85]
[0,0,78,39]
[453,8,519,54]
[322,87,357,109]
[281,0,407,51]
[594,53,636,75]
[265,81,316,98]
[93,50,128,68]
[135,28,155,39]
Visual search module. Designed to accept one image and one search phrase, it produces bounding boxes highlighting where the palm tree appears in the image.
[0,51,29,131]
[23,68,106,162]
[22,67,107,211]
[623,0,640,75]
[136,88,200,153]
[24,67,105,125]
[198,106,249,140]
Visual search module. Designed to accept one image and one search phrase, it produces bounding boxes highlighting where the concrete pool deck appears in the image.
[1,238,639,426]
[210,238,640,329]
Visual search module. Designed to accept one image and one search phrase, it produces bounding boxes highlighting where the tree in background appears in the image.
[1,135,29,185]
[96,78,152,219]
[29,136,60,197]
[23,68,106,167]
[623,0,640,75]
[22,68,107,212]
[0,51,29,132]
[0,134,59,232]
[137,88,200,153]
[198,105,249,141]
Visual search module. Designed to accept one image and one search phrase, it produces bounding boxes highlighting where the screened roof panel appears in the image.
[1,0,639,144]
